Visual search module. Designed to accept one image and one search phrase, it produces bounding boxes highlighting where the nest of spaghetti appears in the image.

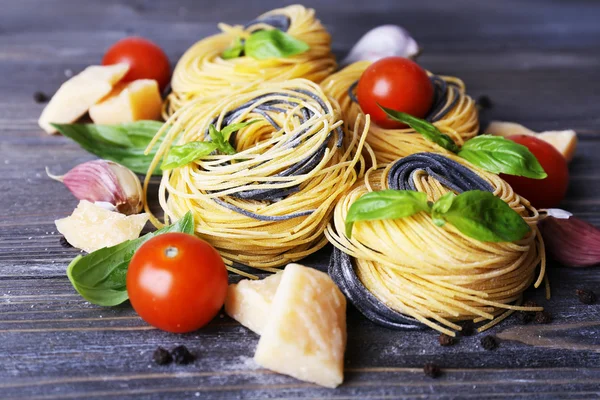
[325,152,546,336]
[321,61,479,164]
[145,79,370,273]
[164,5,336,117]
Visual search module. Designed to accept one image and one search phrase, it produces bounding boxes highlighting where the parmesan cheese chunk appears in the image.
[55,200,148,253]
[89,79,162,125]
[38,64,129,134]
[225,272,283,335]
[538,130,578,162]
[253,263,347,388]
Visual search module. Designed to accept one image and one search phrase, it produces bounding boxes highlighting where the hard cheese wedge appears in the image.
[55,200,148,253]
[486,121,536,137]
[89,79,162,125]
[38,64,129,134]
[225,272,283,335]
[253,263,347,388]
[538,130,578,162]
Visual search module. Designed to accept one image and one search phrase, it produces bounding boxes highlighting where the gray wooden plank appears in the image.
[0,264,598,398]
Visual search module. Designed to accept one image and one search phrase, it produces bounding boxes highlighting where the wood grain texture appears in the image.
[1,0,599,398]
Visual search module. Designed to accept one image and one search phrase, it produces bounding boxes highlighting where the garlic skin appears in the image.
[540,214,600,267]
[46,160,143,215]
[544,208,573,219]
[341,25,420,66]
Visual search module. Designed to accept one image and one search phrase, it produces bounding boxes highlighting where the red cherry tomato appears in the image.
[102,37,171,91]
[356,57,434,129]
[127,233,228,333]
[501,135,569,209]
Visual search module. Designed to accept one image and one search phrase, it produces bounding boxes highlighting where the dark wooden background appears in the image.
[1,0,600,398]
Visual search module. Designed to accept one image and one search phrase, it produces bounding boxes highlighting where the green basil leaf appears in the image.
[431,192,455,227]
[458,135,547,179]
[379,106,460,153]
[220,119,259,141]
[439,190,530,242]
[87,125,134,147]
[245,29,310,60]
[67,211,195,306]
[345,190,430,238]
[208,124,235,155]
[161,141,219,170]
[222,37,244,60]
[51,121,165,175]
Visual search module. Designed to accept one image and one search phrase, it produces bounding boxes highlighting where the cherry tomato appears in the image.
[102,37,171,91]
[127,233,228,333]
[501,135,569,209]
[356,57,434,129]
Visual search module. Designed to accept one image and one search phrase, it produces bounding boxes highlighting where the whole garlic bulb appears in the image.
[342,25,420,66]
[47,160,143,215]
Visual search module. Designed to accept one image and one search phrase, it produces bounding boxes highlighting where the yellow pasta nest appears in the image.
[321,61,479,163]
[145,79,371,273]
[164,5,337,117]
[325,153,546,336]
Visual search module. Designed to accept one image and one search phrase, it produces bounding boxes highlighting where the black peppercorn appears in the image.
[438,333,456,346]
[576,289,597,305]
[480,335,498,350]
[172,345,195,365]
[460,321,475,336]
[534,311,552,324]
[423,362,441,378]
[477,95,493,109]
[515,310,535,324]
[152,347,172,365]
[33,91,49,103]
[59,236,73,248]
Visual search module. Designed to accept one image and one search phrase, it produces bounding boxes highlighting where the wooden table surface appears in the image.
[1,0,600,398]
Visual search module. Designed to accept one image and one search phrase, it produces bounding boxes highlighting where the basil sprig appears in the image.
[67,211,195,306]
[222,29,309,60]
[51,121,165,175]
[160,142,218,170]
[345,189,530,242]
[161,120,258,170]
[379,107,547,179]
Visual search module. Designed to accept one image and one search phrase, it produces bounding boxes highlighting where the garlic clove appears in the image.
[341,25,420,66]
[106,161,144,215]
[539,213,600,267]
[46,160,143,215]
